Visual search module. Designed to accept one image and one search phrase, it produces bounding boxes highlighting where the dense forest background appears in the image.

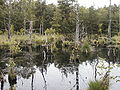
[0,0,119,39]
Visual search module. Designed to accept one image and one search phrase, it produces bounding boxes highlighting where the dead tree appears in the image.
[29,21,33,44]
[119,4,120,32]
[75,0,80,45]
[39,23,42,34]
[23,12,26,31]
[8,0,13,39]
[39,0,46,35]
[108,0,112,40]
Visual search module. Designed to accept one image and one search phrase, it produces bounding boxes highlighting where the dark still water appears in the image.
[0,46,120,90]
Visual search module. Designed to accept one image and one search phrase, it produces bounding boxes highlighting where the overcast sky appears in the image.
[47,0,120,8]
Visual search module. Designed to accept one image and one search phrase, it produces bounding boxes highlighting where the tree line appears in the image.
[0,0,119,38]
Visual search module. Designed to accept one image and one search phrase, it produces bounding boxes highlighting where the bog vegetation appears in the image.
[0,0,120,89]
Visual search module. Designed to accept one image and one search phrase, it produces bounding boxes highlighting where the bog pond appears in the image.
[0,45,120,90]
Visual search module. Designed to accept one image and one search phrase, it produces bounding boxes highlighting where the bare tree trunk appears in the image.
[42,22,44,35]
[29,21,33,44]
[45,32,48,45]
[4,17,6,31]
[24,19,26,31]
[75,0,80,45]
[39,23,42,34]
[108,0,112,40]
[21,0,26,31]
[8,22,11,39]
[8,1,12,39]
[119,4,120,32]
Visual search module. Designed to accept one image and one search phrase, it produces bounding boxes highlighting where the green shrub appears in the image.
[98,36,108,45]
[112,35,120,45]
[55,39,63,49]
[45,28,56,35]
[19,28,25,35]
[52,45,59,53]
[88,80,109,90]
[0,31,3,35]
[81,38,92,53]
[10,24,15,35]
[63,40,72,48]
[9,44,21,54]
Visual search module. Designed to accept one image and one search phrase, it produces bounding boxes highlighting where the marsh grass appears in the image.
[112,35,120,45]
[0,34,64,54]
[91,34,120,47]
[88,80,109,90]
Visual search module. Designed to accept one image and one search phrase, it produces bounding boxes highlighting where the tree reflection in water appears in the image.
[0,72,4,90]
[39,50,47,90]
[0,46,120,90]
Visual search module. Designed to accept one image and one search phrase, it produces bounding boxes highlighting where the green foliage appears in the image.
[0,33,64,49]
[81,38,93,53]
[118,32,120,36]
[19,28,25,35]
[52,44,59,53]
[70,47,80,61]
[12,35,28,44]
[51,0,76,34]
[91,35,120,46]
[55,39,63,49]
[63,40,72,48]
[112,35,120,45]
[0,35,23,54]
[8,59,16,68]
[0,0,119,47]
[98,23,103,35]
[32,34,63,45]
[0,35,17,46]
[9,44,21,54]
[10,24,15,34]
[0,0,119,37]
[45,28,56,35]
[32,34,46,45]
[51,8,62,32]
[0,30,3,35]
[97,36,109,45]
[88,80,109,90]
